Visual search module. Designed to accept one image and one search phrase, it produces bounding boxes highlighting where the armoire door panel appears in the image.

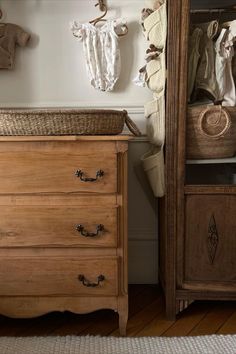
[184,195,236,284]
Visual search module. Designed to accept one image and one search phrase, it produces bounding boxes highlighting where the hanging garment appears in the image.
[71,19,126,91]
[215,28,230,103]
[232,43,236,85]
[215,21,236,106]
[188,27,203,102]
[0,23,30,69]
[194,20,219,102]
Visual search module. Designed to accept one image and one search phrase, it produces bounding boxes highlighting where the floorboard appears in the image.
[0,286,235,337]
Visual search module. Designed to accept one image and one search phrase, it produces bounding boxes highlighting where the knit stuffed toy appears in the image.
[145,0,164,11]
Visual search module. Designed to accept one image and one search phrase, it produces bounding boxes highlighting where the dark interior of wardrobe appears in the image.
[186,0,236,185]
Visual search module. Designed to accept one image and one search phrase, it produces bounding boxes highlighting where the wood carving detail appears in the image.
[207,214,219,264]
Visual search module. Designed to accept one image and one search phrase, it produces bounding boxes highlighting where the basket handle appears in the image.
[123,111,142,137]
[199,105,231,138]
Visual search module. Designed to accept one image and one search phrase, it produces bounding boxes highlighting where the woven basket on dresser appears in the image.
[0,109,141,136]
[186,105,236,159]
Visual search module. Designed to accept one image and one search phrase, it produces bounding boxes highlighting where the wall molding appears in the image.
[0,103,145,111]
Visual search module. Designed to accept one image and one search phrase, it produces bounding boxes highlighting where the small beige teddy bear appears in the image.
[145,0,164,11]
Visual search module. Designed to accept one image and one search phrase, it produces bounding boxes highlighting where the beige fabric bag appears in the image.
[146,53,166,94]
[143,2,167,49]
[145,95,165,146]
[141,146,165,198]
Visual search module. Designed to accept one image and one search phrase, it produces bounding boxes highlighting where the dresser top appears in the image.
[0,135,132,142]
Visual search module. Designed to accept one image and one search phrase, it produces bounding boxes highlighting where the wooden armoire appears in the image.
[161,0,236,319]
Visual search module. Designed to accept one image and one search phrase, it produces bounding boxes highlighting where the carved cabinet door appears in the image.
[183,195,236,290]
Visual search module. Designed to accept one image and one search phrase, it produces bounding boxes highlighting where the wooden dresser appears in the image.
[0,135,129,335]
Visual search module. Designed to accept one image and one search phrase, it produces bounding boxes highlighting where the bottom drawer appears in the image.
[0,257,118,296]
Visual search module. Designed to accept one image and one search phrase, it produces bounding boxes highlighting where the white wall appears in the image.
[0,0,158,284]
[0,0,153,132]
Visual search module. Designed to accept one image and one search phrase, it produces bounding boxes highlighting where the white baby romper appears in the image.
[215,28,229,103]
[71,19,126,91]
[215,21,236,106]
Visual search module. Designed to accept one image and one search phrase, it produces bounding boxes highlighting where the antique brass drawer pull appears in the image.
[75,169,104,182]
[78,274,105,287]
[76,224,104,237]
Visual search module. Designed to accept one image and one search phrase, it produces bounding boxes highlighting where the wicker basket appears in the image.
[186,105,236,159]
[0,108,141,136]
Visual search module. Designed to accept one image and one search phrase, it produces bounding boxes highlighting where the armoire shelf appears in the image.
[185,185,236,194]
[161,0,236,320]
[186,157,236,164]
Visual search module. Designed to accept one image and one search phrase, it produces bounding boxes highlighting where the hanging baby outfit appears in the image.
[0,23,30,69]
[232,42,236,85]
[215,20,236,106]
[188,27,203,102]
[71,19,126,92]
[189,19,236,107]
[194,20,219,102]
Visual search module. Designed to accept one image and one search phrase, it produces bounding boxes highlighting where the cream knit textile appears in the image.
[143,2,167,49]
[141,0,167,198]
[144,96,165,146]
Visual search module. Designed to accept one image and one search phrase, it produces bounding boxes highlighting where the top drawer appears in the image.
[0,141,117,194]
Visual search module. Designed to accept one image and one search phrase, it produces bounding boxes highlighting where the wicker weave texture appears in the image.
[0,109,127,136]
[186,105,236,159]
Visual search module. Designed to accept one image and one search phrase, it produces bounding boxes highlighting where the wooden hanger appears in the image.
[89,1,128,37]
[90,1,108,25]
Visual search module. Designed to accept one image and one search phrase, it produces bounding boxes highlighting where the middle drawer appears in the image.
[0,206,118,248]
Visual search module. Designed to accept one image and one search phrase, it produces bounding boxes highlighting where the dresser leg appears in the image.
[118,296,128,336]
[118,310,128,336]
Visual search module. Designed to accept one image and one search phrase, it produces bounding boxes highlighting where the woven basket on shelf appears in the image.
[186,105,236,159]
[0,109,141,136]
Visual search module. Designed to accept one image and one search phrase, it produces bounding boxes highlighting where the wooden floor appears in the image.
[0,285,236,337]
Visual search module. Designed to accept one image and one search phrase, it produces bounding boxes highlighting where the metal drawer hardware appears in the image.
[76,224,104,237]
[75,169,104,182]
[78,274,105,287]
